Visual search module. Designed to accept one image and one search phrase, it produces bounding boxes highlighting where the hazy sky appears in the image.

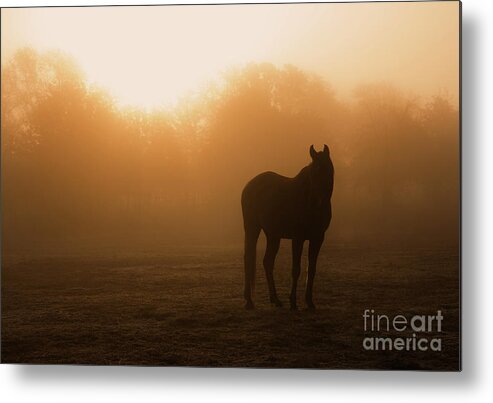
[1,2,459,108]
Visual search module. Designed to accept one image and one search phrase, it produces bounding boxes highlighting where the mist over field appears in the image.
[1,48,459,252]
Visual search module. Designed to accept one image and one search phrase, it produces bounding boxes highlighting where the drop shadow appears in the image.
[460,9,480,383]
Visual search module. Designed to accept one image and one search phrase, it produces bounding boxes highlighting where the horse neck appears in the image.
[293,165,311,187]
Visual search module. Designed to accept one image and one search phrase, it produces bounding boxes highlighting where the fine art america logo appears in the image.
[363,309,443,352]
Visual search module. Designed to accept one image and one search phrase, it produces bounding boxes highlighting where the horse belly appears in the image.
[259,208,293,238]
[262,204,331,240]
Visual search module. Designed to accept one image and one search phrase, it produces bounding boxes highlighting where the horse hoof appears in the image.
[245,301,255,310]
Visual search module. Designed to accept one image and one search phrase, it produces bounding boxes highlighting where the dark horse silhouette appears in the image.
[241,145,334,310]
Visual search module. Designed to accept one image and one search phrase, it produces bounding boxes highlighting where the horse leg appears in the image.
[290,238,304,310]
[306,235,324,310]
[263,236,282,307]
[244,226,260,310]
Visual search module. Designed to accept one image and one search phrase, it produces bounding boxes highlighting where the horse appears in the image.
[241,144,334,310]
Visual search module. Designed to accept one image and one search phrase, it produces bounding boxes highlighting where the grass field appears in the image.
[1,241,460,370]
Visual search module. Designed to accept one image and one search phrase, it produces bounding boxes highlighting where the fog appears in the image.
[1,48,459,251]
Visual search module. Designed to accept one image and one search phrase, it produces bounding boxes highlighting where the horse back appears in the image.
[241,171,330,239]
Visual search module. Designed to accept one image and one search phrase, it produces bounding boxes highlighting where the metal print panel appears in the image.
[0,1,461,370]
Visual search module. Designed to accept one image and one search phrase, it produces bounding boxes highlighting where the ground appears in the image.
[1,241,460,370]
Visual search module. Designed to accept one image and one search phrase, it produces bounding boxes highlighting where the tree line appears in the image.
[1,48,459,249]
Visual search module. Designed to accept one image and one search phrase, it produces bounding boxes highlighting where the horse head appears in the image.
[308,144,334,205]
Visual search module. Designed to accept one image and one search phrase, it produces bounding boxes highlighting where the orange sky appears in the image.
[1,2,460,108]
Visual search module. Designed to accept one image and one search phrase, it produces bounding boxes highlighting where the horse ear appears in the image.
[310,145,316,160]
[323,144,330,157]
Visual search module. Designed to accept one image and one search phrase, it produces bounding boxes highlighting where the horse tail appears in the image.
[244,227,260,288]
[243,225,260,304]
[241,184,261,308]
